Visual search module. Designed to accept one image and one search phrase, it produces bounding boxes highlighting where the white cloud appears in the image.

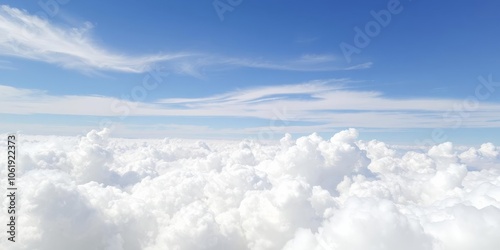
[0,59,15,70]
[296,54,337,64]
[162,54,371,77]
[0,5,369,75]
[216,56,372,72]
[2,80,500,134]
[1,129,500,249]
[0,5,192,73]
[158,79,347,105]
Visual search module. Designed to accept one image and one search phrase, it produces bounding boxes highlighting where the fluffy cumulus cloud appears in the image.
[1,128,500,249]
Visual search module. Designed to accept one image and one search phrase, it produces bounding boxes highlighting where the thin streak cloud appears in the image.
[1,81,500,130]
[0,5,192,73]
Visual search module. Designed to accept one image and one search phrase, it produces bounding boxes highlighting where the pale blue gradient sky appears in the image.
[1,0,499,145]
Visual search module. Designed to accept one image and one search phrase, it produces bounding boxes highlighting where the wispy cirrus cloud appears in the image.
[165,53,372,78]
[295,36,319,44]
[0,5,193,73]
[212,56,372,72]
[0,59,15,70]
[2,80,500,130]
[159,79,349,105]
[0,5,371,75]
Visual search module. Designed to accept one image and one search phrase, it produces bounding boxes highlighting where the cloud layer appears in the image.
[2,79,500,135]
[1,128,500,249]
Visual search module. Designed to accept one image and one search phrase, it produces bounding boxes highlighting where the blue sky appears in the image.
[1,0,500,145]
